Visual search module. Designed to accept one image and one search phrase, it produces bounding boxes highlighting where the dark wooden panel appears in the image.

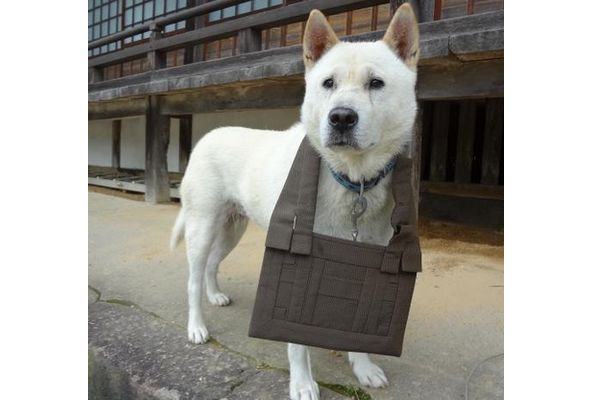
[454,100,477,183]
[429,101,450,181]
[144,96,171,203]
[419,191,503,230]
[481,97,503,185]
[237,28,262,54]
[178,115,192,173]
[111,120,121,169]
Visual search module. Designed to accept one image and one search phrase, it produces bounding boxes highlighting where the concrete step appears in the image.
[89,296,348,400]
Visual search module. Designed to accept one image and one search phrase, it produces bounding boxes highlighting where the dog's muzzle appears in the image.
[326,107,359,148]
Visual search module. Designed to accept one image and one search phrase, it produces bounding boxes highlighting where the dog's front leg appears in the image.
[288,343,319,400]
[348,352,388,388]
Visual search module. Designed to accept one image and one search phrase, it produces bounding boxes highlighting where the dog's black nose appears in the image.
[328,107,358,132]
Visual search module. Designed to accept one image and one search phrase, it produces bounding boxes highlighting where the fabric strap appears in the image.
[265,136,421,273]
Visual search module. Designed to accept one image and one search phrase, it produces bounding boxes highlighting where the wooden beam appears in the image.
[236,28,262,54]
[481,98,503,185]
[454,101,477,183]
[417,59,503,100]
[144,96,171,203]
[111,120,121,169]
[159,78,306,115]
[88,98,147,120]
[429,101,450,182]
[178,115,192,173]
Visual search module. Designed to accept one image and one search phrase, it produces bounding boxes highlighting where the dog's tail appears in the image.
[170,209,185,251]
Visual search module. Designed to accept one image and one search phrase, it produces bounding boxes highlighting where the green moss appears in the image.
[319,382,372,400]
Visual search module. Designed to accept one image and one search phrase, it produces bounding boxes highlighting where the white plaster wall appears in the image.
[88,120,113,167]
[191,107,300,145]
[88,108,301,171]
[120,116,146,170]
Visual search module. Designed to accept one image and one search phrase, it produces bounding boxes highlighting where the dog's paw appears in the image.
[187,324,210,344]
[352,360,389,388]
[289,379,320,400]
[207,291,231,306]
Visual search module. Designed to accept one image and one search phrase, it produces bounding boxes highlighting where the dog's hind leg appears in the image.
[348,352,388,388]
[184,208,226,344]
[205,211,248,306]
[288,343,319,400]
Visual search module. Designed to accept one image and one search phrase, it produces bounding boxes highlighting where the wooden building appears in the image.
[88,0,504,228]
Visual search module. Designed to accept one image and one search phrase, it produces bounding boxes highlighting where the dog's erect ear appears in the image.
[382,3,420,70]
[303,10,339,70]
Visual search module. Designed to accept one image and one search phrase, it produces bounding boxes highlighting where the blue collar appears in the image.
[328,157,397,194]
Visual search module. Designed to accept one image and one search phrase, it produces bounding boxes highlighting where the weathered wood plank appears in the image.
[144,96,171,203]
[429,101,450,182]
[111,120,121,169]
[89,98,147,120]
[481,97,503,185]
[417,58,503,100]
[236,28,262,54]
[159,78,306,115]
[178,115,192,173]
[88,177,146,194]
[454,101,477,183]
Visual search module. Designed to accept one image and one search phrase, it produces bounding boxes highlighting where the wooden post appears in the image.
[145,96,171,203]
[429,101,450,182]
[147,24,165,70]
[179,115,192,173]
[481,98,503,185]
[419,0,435,22]
[111,120,121,169]
[411,104,423,220]
[454,101,477,183]
[236,28,262,54]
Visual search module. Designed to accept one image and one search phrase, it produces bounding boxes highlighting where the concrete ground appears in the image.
[89,190,503,399]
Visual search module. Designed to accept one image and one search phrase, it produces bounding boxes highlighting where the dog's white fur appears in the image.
[171,5,419,399]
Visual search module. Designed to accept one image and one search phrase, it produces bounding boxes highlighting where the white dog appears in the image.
[171,4,419,399]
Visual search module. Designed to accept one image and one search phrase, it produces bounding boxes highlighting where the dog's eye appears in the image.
[322,78,334,89]
[369,79,385,89]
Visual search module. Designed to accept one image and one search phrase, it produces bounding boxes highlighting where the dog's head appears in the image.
[300,4,419,179]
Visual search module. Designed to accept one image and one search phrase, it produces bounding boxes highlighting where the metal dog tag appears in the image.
[350,179,368,241]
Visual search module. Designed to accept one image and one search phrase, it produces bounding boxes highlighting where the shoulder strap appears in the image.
[381,156,421,274]
[264,137,319,255]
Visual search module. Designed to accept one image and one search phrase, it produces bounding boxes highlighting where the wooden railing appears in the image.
[88,0,441,83]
